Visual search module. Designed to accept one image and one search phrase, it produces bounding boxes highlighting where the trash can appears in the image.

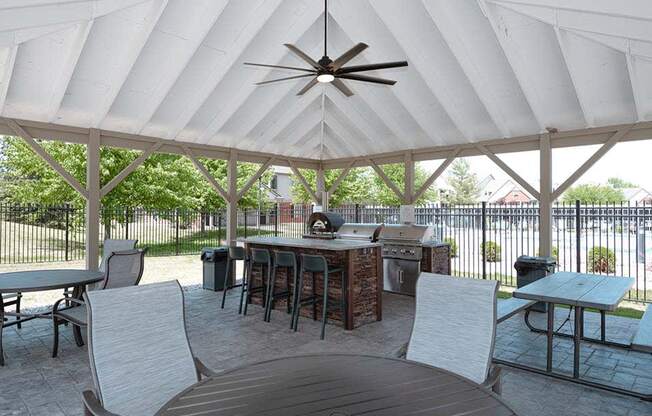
[514,255,557,313]
[201,247,229,291]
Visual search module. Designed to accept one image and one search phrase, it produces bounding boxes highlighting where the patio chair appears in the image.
[51,248,147,358]
[81,281,215,416]
[63,239,138,298]
[1,292,22,328]
[401,273,502,393]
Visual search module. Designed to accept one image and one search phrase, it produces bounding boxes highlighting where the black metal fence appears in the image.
[1,202,650,302]
[0,203,313,264]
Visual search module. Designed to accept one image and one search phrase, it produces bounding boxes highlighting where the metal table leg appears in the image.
[600,310,606,342]
[574,306,583,379]
[0,304,4,366]
[546,302,554,372]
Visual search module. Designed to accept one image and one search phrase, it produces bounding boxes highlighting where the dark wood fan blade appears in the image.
[331,42,368,70]
[284,44,324,70]
[337,73,396,85]
[331,79,354,97]
[297,77,318,95]
[255,74,315,85]
[244,62,316,73]
[337,60,408,74]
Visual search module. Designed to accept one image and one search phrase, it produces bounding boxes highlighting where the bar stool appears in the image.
[220,246,248,312]
[242,248,272,317]
[264,251,297,323]
[292,254,346,340]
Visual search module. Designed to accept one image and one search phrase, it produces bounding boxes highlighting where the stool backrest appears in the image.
[250,248,270,264]
[407,273,498,384]
[300,254,327,273]
[228,246,246,261]
[274,251,296,268]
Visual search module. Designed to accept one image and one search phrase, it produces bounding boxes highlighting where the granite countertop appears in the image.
[240,236,381,251]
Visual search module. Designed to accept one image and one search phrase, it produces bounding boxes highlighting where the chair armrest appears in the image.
[395,342,408,358]
[482,365,502,395]
[53,297,85,314]
[194,357,217,378]
[82,390,119,416]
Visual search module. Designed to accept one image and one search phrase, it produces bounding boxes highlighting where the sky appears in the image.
[421,139,652,192]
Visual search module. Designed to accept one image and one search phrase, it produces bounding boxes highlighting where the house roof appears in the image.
[0,0,651,162]
[486,179,535,203]
[621,187,652,201]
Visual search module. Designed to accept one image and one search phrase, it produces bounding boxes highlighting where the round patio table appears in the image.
[156,354,518,416]
[0,269,104,365]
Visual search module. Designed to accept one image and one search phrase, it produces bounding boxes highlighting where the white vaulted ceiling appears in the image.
[0,0,651,160]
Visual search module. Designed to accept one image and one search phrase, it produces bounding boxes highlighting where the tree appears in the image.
[0,135,271,210]
[290,164,437,207]
[291,168,373,205]
[561,184,625,204]
[443,159,479,205]
[607,177,636,189]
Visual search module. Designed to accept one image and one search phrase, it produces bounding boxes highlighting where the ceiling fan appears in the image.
[244,0,408,97]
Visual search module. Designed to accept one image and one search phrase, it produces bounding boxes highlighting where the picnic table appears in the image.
[500,271,638,398]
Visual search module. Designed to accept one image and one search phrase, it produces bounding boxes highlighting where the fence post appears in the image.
[124,207,130,240]
[482,201,487,280]
[575,200,581,272]
[218,212,222,246]
[175,209,180,255]
[244,209,248,238]
[355,203,360,223]
[275,203,279,236]
[65,203,70,261]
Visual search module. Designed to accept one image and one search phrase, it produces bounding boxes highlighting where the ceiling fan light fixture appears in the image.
[317,73,335,83]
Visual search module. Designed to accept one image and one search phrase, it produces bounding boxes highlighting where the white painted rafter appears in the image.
[625,43,645,122]
[93,0,169,127]
[47,19,93,122]
[131,1,230,134]
[553,25,594,127]
[478,0,547,132]
[167,0,302,142]
[0,44,17,114]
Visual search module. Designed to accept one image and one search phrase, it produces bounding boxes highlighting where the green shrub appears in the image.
[481,241,501,262]
[588,246,616,273]
[444,237,458,258]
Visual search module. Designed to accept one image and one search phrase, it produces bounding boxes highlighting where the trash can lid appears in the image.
[201,247,228,254]
[515,255,556,265]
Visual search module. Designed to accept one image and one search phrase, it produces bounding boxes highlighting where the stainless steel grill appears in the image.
[337,223,383,242]
[378,224,435,295]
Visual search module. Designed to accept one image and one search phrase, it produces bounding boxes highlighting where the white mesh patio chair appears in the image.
[402,273,502,393]
[81,281,215,416]
[51,248,147,358]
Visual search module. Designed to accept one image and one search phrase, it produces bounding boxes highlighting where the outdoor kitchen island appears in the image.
[241,236,383,330]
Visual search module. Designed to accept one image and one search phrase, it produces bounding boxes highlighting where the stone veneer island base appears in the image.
[241,237,383,330]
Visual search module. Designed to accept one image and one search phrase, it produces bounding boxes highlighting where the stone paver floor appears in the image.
[1,283,652,416]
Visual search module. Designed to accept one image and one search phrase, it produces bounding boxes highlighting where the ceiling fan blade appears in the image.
[244,62,316,73]
[331,42,368,70]
[337,60,408,74]
[337,73,396,85]
[331,78,354,97]
[297,77,319,95]
[255,74,315,85]
[284,44,324,70]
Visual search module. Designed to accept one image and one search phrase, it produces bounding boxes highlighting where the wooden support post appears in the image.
[226,150,238,247]
[404,152,414,205]
[316,167,327,211]
[539,134,553,257]
[86,129,101,270]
